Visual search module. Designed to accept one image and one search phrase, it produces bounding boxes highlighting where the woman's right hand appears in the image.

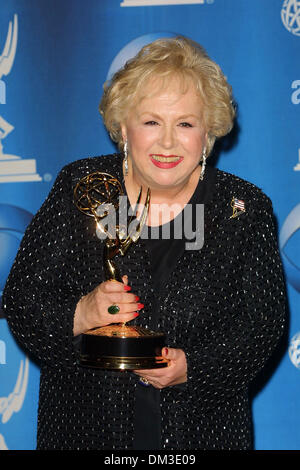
[73,276,143,336]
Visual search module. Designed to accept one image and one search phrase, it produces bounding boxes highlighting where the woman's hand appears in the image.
[73,275,143,336]
[133,347,187,389]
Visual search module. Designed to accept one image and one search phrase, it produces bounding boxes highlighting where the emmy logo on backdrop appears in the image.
[0,14,41,184]
[0,357,29,450]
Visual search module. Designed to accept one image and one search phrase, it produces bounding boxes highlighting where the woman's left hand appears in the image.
[133,347,187,389]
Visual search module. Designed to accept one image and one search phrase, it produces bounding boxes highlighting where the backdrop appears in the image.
[0,0,299,451]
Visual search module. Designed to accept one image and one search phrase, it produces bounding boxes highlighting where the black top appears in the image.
[2,154,286,450]
[133,166,217,450]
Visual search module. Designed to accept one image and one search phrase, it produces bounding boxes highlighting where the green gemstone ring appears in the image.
[108,304,120,315]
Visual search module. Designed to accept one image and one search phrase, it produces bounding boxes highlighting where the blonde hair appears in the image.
[99,36,235,156]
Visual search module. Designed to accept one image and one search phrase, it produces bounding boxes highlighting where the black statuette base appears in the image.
[79,324,168,370]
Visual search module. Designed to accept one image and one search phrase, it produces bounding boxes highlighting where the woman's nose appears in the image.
[159,126,175,149]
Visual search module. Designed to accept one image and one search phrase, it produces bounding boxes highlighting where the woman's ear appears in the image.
[204,131,208,146]
[120,122,127,143]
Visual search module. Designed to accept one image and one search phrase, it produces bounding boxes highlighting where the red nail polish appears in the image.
[124,285,131,291]
[135,296,140,301]
[137,303,144,310]
[165,348,168,355]
[134,313,139,317]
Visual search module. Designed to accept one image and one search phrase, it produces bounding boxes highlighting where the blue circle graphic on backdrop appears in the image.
[279,203,300,293]
[0,203,38,450]
[107,32,178,80]
[0,203,33,313]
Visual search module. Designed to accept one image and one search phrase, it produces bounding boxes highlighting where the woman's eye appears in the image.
[144,120,158,125]
[179,122,193,128]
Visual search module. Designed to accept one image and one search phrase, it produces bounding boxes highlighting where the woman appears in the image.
[2,36,286,450]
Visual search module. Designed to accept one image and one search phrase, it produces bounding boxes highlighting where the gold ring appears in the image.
[139,377,150,386]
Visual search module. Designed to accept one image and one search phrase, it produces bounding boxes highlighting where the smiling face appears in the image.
[121,76,207,195]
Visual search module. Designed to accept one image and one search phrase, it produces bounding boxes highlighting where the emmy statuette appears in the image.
[73,172,168,370]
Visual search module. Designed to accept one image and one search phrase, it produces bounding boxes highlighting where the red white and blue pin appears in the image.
[230,197,246,219]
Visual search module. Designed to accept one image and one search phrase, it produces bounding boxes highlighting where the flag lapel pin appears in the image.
[230,197,246,219]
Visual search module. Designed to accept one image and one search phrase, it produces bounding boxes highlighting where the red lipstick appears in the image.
[149,154,183,169]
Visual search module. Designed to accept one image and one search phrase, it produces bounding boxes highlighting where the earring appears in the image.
[199,148,207,181]
[123,140,128,176]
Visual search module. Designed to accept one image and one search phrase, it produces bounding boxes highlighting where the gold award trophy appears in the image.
[74,171,168,370]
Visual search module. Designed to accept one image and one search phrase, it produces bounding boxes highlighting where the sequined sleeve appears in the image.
[2,165,81,367]
[183,194,286,410]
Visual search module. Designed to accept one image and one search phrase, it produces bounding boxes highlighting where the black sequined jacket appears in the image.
[2,154,286,450]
